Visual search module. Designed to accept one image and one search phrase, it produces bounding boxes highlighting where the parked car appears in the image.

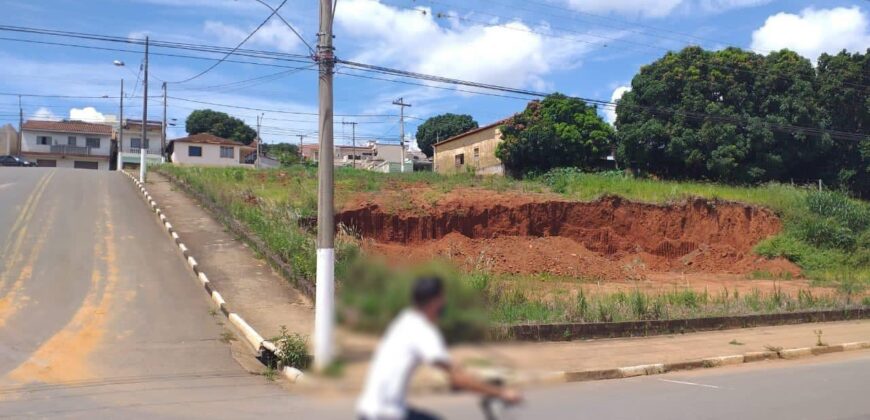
[0,155,36,167]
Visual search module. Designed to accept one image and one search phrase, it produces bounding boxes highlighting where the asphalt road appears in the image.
[1,168,868,419]
[0,168,281,418]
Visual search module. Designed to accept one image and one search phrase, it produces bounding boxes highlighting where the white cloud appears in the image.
[70,107,107,123]
[750,7,870,61]
[204,19,303,53]
[32,107,59,121]
[336,0,597,90]
[604,85,630,125]
[563,0,769,18]
[565,0,683,18]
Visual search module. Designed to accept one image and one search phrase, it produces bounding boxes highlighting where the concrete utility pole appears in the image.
[17,95,22,154]
[118,79,124,171]
[256,113,263,169]
[314,0,336,371]
[162,81,167,159]
[392,97,411,173]
[297,134,306,160]
[141,36,149,178]
[342,121,357,168]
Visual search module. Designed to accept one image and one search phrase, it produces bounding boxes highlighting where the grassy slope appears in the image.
[157,165,870,328]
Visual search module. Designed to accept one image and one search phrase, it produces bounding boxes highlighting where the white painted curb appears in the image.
[121,170,303,382]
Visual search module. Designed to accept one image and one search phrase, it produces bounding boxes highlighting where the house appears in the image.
[0,124,18,155]
[166,133,255,167]
[117,119,165,168]
[432,119,508,175]
[302,141,412,172]
[20,120,113,169]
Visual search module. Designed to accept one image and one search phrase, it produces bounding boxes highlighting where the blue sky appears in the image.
[1,0,868,148]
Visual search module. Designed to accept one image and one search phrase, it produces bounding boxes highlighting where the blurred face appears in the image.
[422,293,446,323]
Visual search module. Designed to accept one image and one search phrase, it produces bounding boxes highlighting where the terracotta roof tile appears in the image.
[23,120,112,135]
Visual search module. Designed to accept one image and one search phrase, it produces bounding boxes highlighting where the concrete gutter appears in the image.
[469,341,870,389]
[122,171,304,383]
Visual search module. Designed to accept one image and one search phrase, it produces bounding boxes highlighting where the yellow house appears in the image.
[432,119,508,175]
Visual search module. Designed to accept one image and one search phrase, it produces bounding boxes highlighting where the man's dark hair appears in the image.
[412,276,444,307]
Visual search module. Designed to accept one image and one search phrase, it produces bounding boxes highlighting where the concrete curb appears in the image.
[550,340,870,386]
[121,171,303,383]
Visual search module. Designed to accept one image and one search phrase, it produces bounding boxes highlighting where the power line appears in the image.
[250,0,315,54]
[168,0,289,84]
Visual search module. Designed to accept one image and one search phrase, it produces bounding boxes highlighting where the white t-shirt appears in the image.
[357,308,450,419]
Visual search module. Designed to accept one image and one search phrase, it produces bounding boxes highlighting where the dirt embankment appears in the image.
[336,192,800,281]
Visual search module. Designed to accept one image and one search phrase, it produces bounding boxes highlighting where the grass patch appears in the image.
[155,165,869,333]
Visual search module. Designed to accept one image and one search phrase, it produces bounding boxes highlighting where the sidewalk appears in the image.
[144,171,870,393]
[146,172,314,340]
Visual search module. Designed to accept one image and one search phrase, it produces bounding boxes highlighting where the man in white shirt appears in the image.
[357,276,522,420]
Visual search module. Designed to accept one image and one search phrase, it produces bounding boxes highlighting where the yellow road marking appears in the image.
[0,171,55,292]
[8,179,120,383]
[2,171,52,250]
[0,199,57,328]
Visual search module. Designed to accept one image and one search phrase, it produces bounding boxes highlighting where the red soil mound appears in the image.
[337,193,800,280]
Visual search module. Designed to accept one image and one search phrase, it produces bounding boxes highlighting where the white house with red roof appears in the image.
[20,119,113,170]
[167,133,255,167]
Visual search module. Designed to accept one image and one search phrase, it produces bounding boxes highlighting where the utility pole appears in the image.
[17,95,22,154]
[256,113,263,169]
[141,36,149,179]
[342,121,357,168]
[392,97,411,173]
[118,79,124,171]
[162,81,167,160]
[297,134,306,160]
[314,0,336,371]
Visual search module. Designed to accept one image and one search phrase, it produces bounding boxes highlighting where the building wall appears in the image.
[21,130,112,156]
[433,126,504,175]
[171,142,250,167]
[118,129,163,155]
[0,125,18,155]
[374,143,406,164]
[21,154,109,170]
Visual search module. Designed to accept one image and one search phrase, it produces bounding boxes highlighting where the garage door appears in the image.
[74,161,99,170]
[37,159,57,167]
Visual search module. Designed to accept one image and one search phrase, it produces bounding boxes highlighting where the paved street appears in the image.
[0,168,281,418]
[300,351,870,420]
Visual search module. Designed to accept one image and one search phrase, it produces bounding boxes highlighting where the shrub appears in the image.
[275,326,310,370]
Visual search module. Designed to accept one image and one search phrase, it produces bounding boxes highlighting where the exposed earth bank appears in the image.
[337,190,801,283]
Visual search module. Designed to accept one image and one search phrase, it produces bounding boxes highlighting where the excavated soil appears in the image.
[337,189,802,287]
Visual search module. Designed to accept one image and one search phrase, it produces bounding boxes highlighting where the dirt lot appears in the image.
[338,187,814,296]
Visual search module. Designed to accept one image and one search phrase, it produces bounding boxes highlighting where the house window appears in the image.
[86,137,100,148]
[188,146,203,157]
[37,136,52,145]
[143,138,150,149]
[473,147,480,165]
[68,136,77,146]
[455,153,465,168]
[131,138,141,149]
[220,146,234,158]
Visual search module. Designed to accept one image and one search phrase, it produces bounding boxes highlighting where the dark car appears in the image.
[0,155,36,167]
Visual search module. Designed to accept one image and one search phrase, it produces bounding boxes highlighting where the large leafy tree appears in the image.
[185,109,258,145]
[817,49,870,196]
[415,113,478,158]
[616,46,830,184]
[496,93,614,177]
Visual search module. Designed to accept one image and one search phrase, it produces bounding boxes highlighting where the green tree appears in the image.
[496,93,613,177]
[185,109,258,145]
[415,113,478,158]
[616,46,831,184]
[817,49,870,196]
